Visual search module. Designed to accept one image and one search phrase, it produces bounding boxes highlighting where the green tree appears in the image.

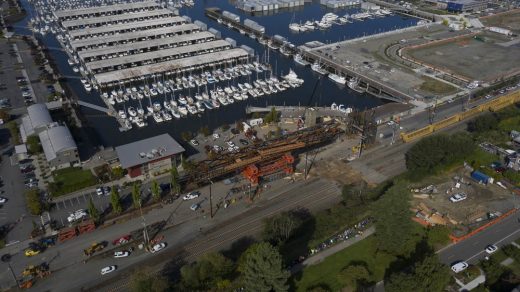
[262,211,304,246]
[111,166,124,179]
[442,19,449,26]
[467,113,498,133]
[6,121,21,144]
[87,197,100,222]
[372,181,418,257]
[132,182,141,209]
[26,135,42,154]
[180,252,234,290]
[199,126,211,137]
[170,168,181,195]
[480,257,508,287]
[241,242,290,292]
[25,189,42,215]
[264,107,280,124]
[110,187,122,214]
[151,180,160,202]
[130,267,169,292]
[405,133,475,179]
[337,264,371,290]
[386,255,450,292]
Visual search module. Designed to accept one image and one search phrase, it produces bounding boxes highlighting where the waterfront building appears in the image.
[39,124,79,169]
[20,103,53,143]
[115,134,185,178]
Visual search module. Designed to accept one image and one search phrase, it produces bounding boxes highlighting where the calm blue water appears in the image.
[15,0,417,148]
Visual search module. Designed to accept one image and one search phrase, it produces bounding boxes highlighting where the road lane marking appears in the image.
[465,226,520,263]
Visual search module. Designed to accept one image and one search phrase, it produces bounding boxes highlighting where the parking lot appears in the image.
[0,40,26,110]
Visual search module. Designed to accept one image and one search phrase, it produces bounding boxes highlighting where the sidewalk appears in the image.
[291,226,375,274]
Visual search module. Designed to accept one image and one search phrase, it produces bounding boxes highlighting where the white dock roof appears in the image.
[95,48,249,84]
[78,31,215,60]
[61,9,174,29]
[68,16,185,38]
[54,1,160,19]
[70,24,200,50]
[87,40,231,71]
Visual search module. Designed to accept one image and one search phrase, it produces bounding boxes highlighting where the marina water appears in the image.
[14,0,417,148]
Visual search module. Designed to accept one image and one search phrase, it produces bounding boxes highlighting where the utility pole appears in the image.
[137,190,149,247]
[208,178,214,218]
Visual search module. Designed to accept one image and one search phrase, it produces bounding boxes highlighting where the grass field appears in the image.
[419,76,458,95]
[50,167,97,197]
[292,236,395,291]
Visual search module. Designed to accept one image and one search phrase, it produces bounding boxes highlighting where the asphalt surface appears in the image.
[0,177,341,291]
[0,153,37,244]
[438,211,520,266]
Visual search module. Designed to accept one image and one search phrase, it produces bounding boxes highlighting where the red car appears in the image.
[112,235,131,246]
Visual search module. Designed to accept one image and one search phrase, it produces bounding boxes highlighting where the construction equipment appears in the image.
[242,153,295,185]
[83,242,106,256]
[190,121,342,184]
[77,219,96,234]
[58,226,77,243]
[19,262,51,289]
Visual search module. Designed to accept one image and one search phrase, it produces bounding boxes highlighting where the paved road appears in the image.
[0,178,341,291]
[438,212,520,266]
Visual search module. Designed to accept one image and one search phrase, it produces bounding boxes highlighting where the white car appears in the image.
[101,265,117,275]
[485,245,498,254]
[226,141,235,147]
[96,187,104,196]
[113,251,130,258]
[190,203,200,211]
[449,193,467,203]
[213,145,222,152]
[451,262,468,273]
[213,133,220,139]
[190,139,199,146]
[182,191,200,201]
[150,243,166,253]
[0,197,7,204]
[67,209,88,223]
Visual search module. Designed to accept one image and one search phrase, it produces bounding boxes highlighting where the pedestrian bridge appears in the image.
[78,100,110,114]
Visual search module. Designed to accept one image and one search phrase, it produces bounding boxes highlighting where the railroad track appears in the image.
[97,180,340,292]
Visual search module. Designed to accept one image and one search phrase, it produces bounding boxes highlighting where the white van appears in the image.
[451,262,468,273]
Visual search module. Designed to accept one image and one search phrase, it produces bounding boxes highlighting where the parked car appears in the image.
[112,235,131,246]
[190,203,200,211]
[113,251,130,258]
[449,193,467,203]
[451,262,468,273]
[67,209,88,223]
[182,191,200,201]
[96,187,104,196]
[485,244,498,254]
[0,197,7,204]
[190,139,199,146]
[239,139,249,146]
[150,243,166,253]
[212,133,220,139]
[101,265,117,275]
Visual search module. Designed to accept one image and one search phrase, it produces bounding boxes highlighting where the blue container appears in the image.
[471,171,490,184]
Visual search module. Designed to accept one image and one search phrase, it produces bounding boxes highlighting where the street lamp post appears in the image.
[208,178,214,218]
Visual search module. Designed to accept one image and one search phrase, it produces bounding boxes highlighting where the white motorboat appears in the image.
[294,54,309,66]
[311,62,328,75]
[328,73,346,85]
[128,107,137,117]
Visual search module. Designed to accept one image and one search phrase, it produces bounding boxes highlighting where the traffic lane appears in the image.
[438,214,520,265]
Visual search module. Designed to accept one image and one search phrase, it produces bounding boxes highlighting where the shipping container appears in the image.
[471,171,493,184]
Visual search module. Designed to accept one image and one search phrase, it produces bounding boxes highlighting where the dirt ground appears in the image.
[411,169,516,229]
[481,9,520,34]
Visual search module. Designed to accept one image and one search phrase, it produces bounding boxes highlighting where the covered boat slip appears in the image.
[94,48,250,86]
[86,40,232,73]
[78,31,215,63]
[53,1,161,21]
[70,24,200,51]
[61,9,176,30]
[68,16,187,40]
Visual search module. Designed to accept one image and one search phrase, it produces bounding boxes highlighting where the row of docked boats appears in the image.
[114,72,304,129]
[289,9,393,32]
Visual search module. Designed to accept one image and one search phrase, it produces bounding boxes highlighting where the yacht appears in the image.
[178,106,188,116]
[136,118,146,128]
[289,23,301,32]
[328,73,346,85]
[283,69,305,85]
[311,62,328,75]
[153,113,164,123]
[128,107,137,117]
[294,54,310,66]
